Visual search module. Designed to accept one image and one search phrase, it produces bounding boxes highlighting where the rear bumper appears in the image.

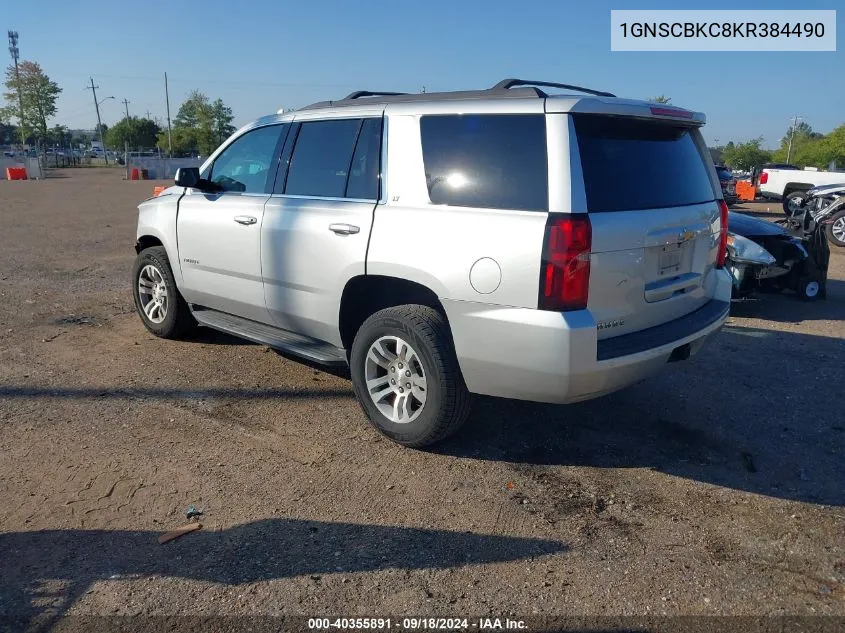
[443,278,731,405]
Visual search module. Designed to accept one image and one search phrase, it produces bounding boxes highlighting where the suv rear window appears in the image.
[420,114,548,211]
[574,115,714,212]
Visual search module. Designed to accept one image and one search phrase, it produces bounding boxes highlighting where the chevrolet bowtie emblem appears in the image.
[678,229,695,243]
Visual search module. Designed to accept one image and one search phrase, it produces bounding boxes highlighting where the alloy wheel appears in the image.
[364,335,427,423]
[137,264,168,324]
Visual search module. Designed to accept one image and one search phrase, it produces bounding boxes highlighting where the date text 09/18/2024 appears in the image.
[307,617,528,630]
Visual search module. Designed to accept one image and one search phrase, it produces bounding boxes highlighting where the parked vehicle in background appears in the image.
[132,79,731,447]
[715,165,738,205]
[725,212,825,300]
[757,165,845,215]
[784,183,845,248]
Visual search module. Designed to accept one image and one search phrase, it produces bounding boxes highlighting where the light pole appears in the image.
[96,95,115,164]
[786,115,803,164]
[86,77,115,163]
[7,31,26,149]
[90,85,114,164]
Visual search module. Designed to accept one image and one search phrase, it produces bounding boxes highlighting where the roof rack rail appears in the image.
[491,78,615,98]
[343,90,409,100]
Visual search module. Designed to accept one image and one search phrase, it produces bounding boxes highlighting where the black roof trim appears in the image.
[299,78,616,111]
[344,90,408,100]
[491,78,615,98]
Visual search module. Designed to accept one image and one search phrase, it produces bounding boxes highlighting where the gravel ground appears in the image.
[0,169,843,631]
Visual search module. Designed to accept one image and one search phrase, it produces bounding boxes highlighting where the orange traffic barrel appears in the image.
[736,180,757,201]
[152,185,166,197]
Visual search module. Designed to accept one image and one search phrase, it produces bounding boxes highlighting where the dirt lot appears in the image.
[1,168,843,629]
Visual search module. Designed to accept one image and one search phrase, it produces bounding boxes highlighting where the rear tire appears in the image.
[826,210,845,247]
[132,246,196,338]
[783,190,808,217]
[350,305,471,448]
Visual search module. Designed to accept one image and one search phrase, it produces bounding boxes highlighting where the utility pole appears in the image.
[122,98,130,119]
[164,72,173,157]
[786,115,803,164]
[86,77,109,165]
[7,31,26,149]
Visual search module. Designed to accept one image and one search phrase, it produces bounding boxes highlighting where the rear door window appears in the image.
[345,118,382,200]
[284,119,362,198]
[420,114,548,211]
[573,115,715,212]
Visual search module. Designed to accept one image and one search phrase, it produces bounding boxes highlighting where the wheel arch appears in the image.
[134,227,184,288]
[338,275,449,351]
[783,182,813,196]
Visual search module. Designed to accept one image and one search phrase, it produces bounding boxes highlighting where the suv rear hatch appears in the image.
[572,113,722,340]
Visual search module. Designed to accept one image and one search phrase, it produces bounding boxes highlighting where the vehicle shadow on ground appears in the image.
[0,519,564,632]
[182,327,256,346]
[439,322,844,507]
[729,279,845,323]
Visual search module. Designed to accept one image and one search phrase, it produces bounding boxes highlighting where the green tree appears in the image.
[210,98,235,145]
[721,137,772,171]
[156,126,199,156]
[771,121,824,164]
[45,124,70,147]
[0,121,17,144]
[647,95,672,104]
[106,116,162,150]
[787,124,845,169]
[3,60,62,144]
[169,90,236,155]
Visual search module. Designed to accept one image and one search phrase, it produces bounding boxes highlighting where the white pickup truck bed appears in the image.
[759,167,845,200]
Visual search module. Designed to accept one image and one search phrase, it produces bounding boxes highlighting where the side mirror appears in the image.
[174,167,201,188]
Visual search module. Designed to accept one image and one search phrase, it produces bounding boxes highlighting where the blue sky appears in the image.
[3,0,842,148]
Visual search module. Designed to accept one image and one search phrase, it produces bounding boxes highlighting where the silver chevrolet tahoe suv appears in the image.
[133,79,731,447]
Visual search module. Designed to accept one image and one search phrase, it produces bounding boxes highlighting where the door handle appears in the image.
[234,215,257,225]
[329,223,360,235]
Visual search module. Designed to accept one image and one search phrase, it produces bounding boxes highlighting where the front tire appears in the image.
[797,276,822,302]
[132,246,196,338]
[826,210,845,247]
[783,190,808,217]
[350,305,471,448]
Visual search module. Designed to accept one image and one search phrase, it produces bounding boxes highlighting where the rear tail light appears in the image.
[716,200,729,269]
[759,172,768,184]
[539,214,591,311]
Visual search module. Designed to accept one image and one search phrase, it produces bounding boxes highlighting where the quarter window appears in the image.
[345,118,383,200]
[208,125,284,194]
[420,114,548,211]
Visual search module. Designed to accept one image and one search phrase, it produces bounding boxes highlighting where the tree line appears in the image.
[2,59,235,157]
[714,121,845,172]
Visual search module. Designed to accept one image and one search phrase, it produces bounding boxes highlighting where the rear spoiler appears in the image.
[546,97,706,126]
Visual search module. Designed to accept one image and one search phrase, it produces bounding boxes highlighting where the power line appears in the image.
[121,98,130,119]
[53,69,358,90]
